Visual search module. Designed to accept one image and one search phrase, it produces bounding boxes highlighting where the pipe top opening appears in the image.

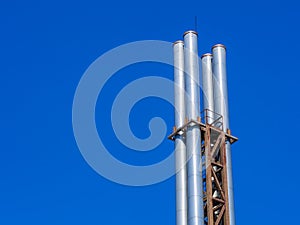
[212,44,226,50]
[173,40,184,46]
[201,53,213,59]
[183,30,198,37]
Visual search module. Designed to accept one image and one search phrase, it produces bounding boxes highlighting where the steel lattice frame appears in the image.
[168,116,237,225]
[203,125,229,225]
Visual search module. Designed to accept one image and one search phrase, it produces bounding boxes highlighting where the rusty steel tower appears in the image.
[169,31,238,225]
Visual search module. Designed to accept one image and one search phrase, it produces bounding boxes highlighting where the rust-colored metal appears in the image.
[203,123,230,225]
[226,128,231,135]
[220,136,230,225]
[168,109,238,225]
[204,127,214,224]
[167,119,238,144]
[173,126,177,132]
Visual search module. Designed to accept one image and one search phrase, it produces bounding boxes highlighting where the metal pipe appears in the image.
[201,53,214,124]
[183,30,204,225]
[173,40,188,225]
[212,44,235,225]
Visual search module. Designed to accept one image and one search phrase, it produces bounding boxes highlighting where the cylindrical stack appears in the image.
[201,53,214,124]
[212,44,235,225]
[173,40,188,225]
[183,30,204,225]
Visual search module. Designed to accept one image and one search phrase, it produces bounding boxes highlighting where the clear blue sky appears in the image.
[1,0,299,224]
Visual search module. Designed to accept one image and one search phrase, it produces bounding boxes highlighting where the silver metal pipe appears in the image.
[212,44,235,225]
[183,30,204,225]
[173,40,188,225]
[201,53,214,124]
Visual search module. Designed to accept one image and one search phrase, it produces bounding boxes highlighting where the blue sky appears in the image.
[1,0,300,224]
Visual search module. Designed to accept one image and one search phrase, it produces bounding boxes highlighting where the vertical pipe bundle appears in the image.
[212,44,235,225]
[173,32,236,225]
[173,40,188,225]
[183,30,204,225]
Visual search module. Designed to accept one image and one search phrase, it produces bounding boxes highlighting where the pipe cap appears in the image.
[201,53,213,59]
[173,40,184,46]
[183,30,198,37]
[212,44,226,50]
